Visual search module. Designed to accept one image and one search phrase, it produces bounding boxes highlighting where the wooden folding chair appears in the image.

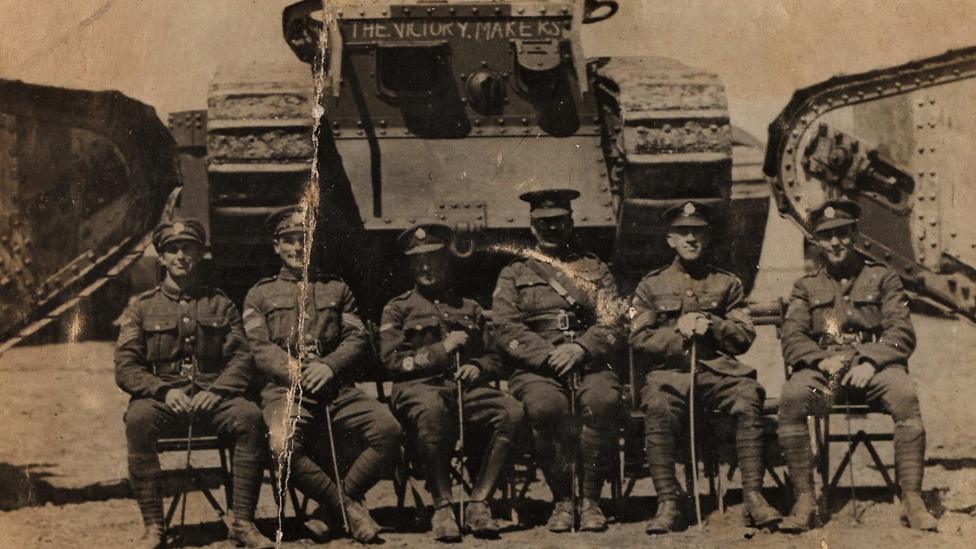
[156,434,233,531]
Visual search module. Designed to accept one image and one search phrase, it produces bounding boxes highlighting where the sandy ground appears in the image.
[1,315,976,548]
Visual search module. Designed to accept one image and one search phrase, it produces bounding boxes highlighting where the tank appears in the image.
[0,79,178,344]
[192,0,770,313]
[765,45,976,320]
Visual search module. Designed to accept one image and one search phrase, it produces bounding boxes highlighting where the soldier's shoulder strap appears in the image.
[389,289,413,304]
[523,258,585,313]
[640,263,670,280]
[134,286,161,301]
[252,275,278,287]
[706,263,743,282]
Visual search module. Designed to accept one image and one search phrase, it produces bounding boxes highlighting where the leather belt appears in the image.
[527,311,583,332]
[818,331,877,347]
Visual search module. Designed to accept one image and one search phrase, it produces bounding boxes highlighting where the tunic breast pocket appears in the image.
[404,317,442,348]
[142,316,178,362]
[652,297,683,326]
[265,295,297,345]
[514,275,552,314]
[852,292,882,330]
[807,293,837,336]
[196,315,229,361]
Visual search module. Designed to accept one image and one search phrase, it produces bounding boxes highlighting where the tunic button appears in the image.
[843,296,850,301]
[182,316,190,323]
[846,310,854,316]
[685,289,694,297]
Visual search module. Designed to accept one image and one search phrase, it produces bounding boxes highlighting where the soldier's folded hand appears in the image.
[302,361,335,395]
[189,390,222,413]
[818,354,847,377]
[164,388,192,414]
[547,343,586,377]
[693,314,712,336]
[842,361,876,389]
[676,312,704,338]
[443,331,469,354]
[455,363,482,385]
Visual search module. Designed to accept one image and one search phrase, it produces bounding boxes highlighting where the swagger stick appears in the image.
[844,396,859,523]
[179,357,197,540]
[688,341,703,529]
[324,403,349,533]
[454,351,466,527]
[568,369,580,533]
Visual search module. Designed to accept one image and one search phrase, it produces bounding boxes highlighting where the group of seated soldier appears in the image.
[115,189,937,549]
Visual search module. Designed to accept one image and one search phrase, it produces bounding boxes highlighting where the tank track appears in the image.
[592,57,766,288]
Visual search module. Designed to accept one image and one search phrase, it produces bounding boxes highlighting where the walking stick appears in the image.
[324,403,350,533]
[179,357,197,540]
[454,351,466,527]
[688,340,703,530]
[844,395,858,523]
[568,369,580,533]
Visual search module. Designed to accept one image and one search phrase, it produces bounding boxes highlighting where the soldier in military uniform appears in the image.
[116,219,273,549]
[491,189,623,532]
[777,199,937,532]
[380,223,524,542]
[629,201,782,534]
[242,206,402,543]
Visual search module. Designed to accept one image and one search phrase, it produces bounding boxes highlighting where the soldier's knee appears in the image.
[124,400,163,442]
[885,385,921,422]
[267,424,292,457]
[494,398,526,437]
[729,380,764,417]
[778,379,816,422]
[372,413,403,445]
[582,390,621,427]
[415,405,452,445]
[522,393,566,429]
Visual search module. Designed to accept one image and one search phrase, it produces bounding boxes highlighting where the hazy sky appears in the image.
[2,0,974,139]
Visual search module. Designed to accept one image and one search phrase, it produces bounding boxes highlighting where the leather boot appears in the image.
[135,523,166,549]
[737,416,782,528]
[901,492,938,531]
[579,497,608,532]
[417,439,455,509]
[778,424,818,533]
[895,419,937,531]
[742,491,783,529]
[645,499,685,534]
[546,499,575,532]
[227,519,274,548]
[431,503,462,542]
[344,498,382,543]
[469,434,513,503]
[463,500,499,538]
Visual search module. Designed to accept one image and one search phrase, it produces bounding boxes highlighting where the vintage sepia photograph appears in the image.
[1,1,975,547]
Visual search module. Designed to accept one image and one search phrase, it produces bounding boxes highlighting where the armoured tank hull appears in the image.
[765,46,976,319]
[198,0,769,314]
[0,80,177,342]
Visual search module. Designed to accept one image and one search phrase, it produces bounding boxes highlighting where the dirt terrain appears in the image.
[1,314,975,548]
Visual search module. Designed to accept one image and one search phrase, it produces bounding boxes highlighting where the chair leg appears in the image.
[219,447,233,516]
[815,416,830,514]
[861,437,898,501]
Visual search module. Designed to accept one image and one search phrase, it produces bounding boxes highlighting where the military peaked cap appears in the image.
[398,223,454,256]
[809,198,860,233]
[152,218,206,251]
[663,200,711,228]
[519,188,580,219]
[266,205,307,237]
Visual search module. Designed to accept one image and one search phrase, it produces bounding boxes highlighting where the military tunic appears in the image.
[115,281,266,525]
[629,258,764,421]
[243,267,401,501]
[779,258,921,423]
[379,287,523,456]
[491,252,623,501]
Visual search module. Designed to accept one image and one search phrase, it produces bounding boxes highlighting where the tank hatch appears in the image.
[765,46,976,318]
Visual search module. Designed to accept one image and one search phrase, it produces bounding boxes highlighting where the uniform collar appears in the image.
[671,256,708,278]
[161,276,203,301]
[824,254,865,281]
[415,284,462,307]
[278,266,303,282]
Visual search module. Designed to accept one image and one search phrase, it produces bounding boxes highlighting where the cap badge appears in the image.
[824,206,836,219]
[415,227,427,240]
[172,222,185,233]
[683,202,696,215]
